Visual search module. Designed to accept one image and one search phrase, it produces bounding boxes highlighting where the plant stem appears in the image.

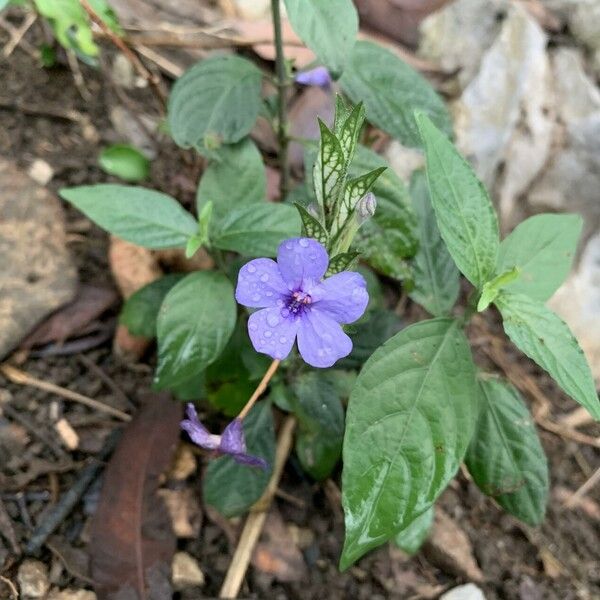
[238,359,281,420]
[271,0,290,199]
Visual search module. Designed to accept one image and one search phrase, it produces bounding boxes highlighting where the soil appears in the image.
[1,29,599,600]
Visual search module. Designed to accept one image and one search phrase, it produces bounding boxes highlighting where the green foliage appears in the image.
[416,112,499,289]
[351,145,418,281]
[119,274,185,338]
[168,55,262,153]
[496,292,600,420]
[291,372,345,480]
[394,506,434,555]
[155,272,236,388]
[60,185,198,249]
[203,402,275,517]
[283,0,358,77]
[196,139,266,222]
[466,377,549,525]
[409,170,460,316]
[99,144,150,182]
[212,203,301,257]
[497,213,583,301]
[340,41,452,148]
[341,318,478,569]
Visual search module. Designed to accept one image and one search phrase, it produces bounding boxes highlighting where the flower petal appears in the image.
[295,66,331,88]
[181,403,220,450]
[297,309,352,368]
[247,307,298,360]
[220,418,246,455]
[232,453,268,469]
[277,237,328,289]
[236,258,288,308]
[311,271,369,324]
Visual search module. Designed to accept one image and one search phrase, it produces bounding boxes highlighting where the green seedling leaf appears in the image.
[99,144,150,182]
[477,267,520,312]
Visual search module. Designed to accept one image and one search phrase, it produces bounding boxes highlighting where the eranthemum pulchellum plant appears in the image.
[60,0,599,574]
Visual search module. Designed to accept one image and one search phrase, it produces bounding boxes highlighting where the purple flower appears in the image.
[181,404,267,469]
[295,66,332,88]
[235,237,368,368]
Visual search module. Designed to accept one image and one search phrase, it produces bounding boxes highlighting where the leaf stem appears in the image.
[238,359,281,420]
[271,0,291,198]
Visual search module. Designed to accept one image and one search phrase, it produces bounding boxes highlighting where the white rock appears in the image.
[27,159,54,186]
[419,0,507,87]
[234,0,270,20]
[172,552,205,591]
[549,234,600,383]
[18,560,50,599]
[111,54,135,89]
[453,3,549,191]
[441,583,487,600]
[383,141,424,185]
[47,589,97,600]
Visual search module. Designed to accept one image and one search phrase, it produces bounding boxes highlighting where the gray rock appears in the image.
[419,0,508,87]
[0,159,77,360]
[172,552,205,591]
[441,583,487,600]
[549,233,600,383]
[18,560,50,599]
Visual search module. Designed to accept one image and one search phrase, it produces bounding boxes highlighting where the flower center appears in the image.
[285,290,312,316]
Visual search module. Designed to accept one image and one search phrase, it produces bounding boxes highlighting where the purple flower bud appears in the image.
[181,404,268,469]
[356,192,377,223]
[235,238,369,368]
[295,66,332,88]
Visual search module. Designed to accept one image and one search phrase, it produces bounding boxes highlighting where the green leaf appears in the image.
[416,112,499,289]
[196,138,266,222]
[283,0,358,76]
[351,145,418,280]
[477,267,520,312]
[168,55,262,152]
[212,203,301,257]
[60,185,198,248]
[338,102,366,164]
[496,292,600,420]
[119,274,185,338]
[155,272,236,388]
[292,372,345,480]
[99,144,150,182]
[340,41,452,148]
[466,377,549,525]
[208,380,255,417]
[295,203,329,245]
[337,167,386,231]
[326,252,360,276]
[314,119,346,222]
[394,506,434,556]
[0,0,10,11]
[409,170,460,317]
[203,402,275,517]
[497,213,583,301]
[341,318,478,569]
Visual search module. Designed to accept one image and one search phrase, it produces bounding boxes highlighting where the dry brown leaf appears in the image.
[89,393,182,599]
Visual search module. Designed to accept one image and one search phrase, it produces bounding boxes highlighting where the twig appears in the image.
[0,496,20,554]
[66,49,91,101]
[559,406,595,429]
[219,416,296,598]
[275,487,305,509]
[135,44,183,79]
[238,360,280,420]
[1,363,131,422]
[77,353,135,411]
[0,97,84,121]
[0,575,18,600]
[0,15,38,59]
[79,0,166,107]
[271,0,291,199]
[564,466,600,508]
[2,12,36,58]
[25,429,121,554]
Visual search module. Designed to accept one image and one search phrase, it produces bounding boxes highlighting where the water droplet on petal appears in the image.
[260,273,269,282]
[309,253,317,260]
[299,238,309,248]
[279,336,287,344]
[252,293,261,302]
[266,291,273,297]
[267,314,279,327]
[264,331,272,338]
[322,333,332,342]
[276,299,284,307]
[247,264,256,273]
[249,323,258,331]
[317,349,325,357]
[280,308,290,318]
[285,242,293,250]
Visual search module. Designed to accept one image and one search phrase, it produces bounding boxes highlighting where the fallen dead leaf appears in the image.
[89,393,182,599]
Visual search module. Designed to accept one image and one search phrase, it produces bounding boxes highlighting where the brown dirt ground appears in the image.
[1,33,599,600]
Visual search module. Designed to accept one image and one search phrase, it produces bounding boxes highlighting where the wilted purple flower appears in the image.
[236,238,368,368]
[295,66,332,88]
[181,404,267,469]
[357,192,377,222]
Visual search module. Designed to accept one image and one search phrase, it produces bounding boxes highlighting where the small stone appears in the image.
[111,54,135,89]
[47,589,97,600]
[169,444,197,480]
[441,583,487,600]
[172,552,205,590]
[27,159,54,186]
[18,560,50,599]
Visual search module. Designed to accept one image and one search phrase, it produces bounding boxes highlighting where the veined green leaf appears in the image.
[341,318,478,568]
[155,272,236,388]
[496,292,600,420]
[497,213,583,301]
[295,203,329,246]
[466,377,549,525]
[416,112,499,289]
[60,184,197,248]
[314,119,346,222]
[338,102,366,164]
[326,252,360,276]
[409,170,459,317]
[337,167,386,230]
[394,506,434,556]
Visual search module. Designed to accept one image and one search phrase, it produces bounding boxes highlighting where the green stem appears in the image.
[271,0,290,199]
